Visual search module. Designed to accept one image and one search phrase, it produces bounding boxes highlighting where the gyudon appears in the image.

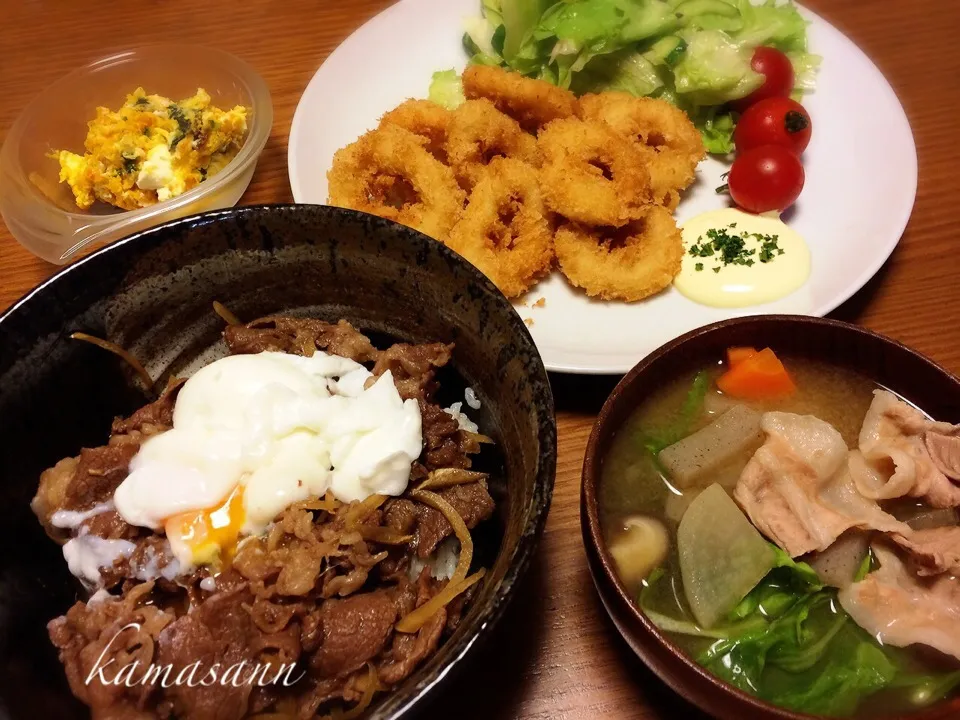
[33,316,496,719]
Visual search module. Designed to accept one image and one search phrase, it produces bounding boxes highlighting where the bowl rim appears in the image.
[0,202,558,719]
[581,313,960,720]
[0,43,272,249]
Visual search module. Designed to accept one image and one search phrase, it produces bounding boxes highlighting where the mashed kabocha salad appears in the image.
[430,0,819,153]
[54,87,248,211]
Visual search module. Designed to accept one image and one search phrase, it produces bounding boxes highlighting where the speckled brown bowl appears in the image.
[0,204,556,718]
[581,315,960,720]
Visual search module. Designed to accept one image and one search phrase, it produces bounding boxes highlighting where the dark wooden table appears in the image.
[2,1,958,717]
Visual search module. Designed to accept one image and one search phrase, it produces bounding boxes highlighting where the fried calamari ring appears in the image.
[462,65,577,133]
[538,118,652,227]
[579,92,706,209]
[554,206,683,302]
[446,158,553,298]
[327,124,465,239]
[445,99,539,191]
[380,99,451,163]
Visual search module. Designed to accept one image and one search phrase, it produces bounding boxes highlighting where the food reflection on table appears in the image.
[53,87,248,211]
[33,315,497,718]
[600,346,960,717]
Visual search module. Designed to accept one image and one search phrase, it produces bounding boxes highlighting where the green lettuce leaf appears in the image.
[673,29,763,105]
[458,0,818,155]
[428,69,466,109]
[640,370,710,456]
[772,642,897,716]
[571,49,665,96]
[695,108,737,154]
[481,0,504,28]
[464,15,504,65]
[734,0,809,52]
[511,0,678,87]
[500,0,553,60]
[788,49,822,98]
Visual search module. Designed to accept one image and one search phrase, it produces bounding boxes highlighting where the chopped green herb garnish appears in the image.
[120,150,139,175]
[134,96,149,107]
[167,103,193,149]
[759,235,784,263]
[695,262,704,272]
[688,226,786,274]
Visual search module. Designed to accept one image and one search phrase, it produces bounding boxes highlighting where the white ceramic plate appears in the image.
[289,0,917,374]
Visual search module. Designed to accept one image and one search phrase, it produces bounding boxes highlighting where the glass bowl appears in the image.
[0,44,272,264]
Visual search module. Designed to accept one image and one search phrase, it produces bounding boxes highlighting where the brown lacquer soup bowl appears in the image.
[0,204,556,718]
[581,315,960,720]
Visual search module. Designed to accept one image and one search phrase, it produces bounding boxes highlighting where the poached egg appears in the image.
[113,351,423,568]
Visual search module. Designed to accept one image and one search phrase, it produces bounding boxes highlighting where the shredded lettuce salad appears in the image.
[431,0,820,153]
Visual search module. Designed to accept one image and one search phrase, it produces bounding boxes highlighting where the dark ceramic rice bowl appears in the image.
[0,204,557,718]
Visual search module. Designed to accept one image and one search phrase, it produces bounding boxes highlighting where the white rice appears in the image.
[444,402,479,434]
[464,387,481,410]
[408,537,461,581]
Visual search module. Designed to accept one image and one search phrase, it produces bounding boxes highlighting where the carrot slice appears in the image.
[717,347,796,400]
[726,346,758,368]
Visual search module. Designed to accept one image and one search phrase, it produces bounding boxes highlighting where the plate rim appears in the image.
[288,0,918,376]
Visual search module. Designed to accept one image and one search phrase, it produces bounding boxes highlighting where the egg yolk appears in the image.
[164,485,246,567]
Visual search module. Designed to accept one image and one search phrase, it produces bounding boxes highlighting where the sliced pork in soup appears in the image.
[839,542,960,661]
[854,390,960,507]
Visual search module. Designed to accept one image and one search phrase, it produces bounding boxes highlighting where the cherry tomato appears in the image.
[727,145,805,214]
[735,97,812,155]
[732,47,795,112]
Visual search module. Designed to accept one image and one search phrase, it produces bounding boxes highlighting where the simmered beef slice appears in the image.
[372,343,453,401]
[154,589,269,720]
[224,316,455,403]
[224,318,378,364]
[48,584,175,713]
[310,590,398,677]
[385,481,495,557]
[420,401,470,469]
[110,379,182,435]
[32,442,140,535]
[377,571,446,685]
[33,386,178,532]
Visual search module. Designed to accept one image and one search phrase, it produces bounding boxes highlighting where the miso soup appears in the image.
[600,349,960,718]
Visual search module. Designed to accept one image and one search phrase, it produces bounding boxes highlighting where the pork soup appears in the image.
[600,348,960,718]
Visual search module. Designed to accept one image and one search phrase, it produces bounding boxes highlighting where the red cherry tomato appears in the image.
[732,47,795,112]
[727,145,805,214]
[735,97,812,155]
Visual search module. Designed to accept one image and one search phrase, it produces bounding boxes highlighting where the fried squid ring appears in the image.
[327,124,465,240]
[446,158,554,298]
[579,92,705,209]
[444,99,539,192]
[538,118,652,227]
[462,65,577,133]
[379,99,451,163]
[554,206,683,302]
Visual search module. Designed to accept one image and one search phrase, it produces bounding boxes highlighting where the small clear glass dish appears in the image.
[0,44,272,264]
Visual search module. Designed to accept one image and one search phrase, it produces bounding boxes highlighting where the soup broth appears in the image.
[599,353,960,718]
